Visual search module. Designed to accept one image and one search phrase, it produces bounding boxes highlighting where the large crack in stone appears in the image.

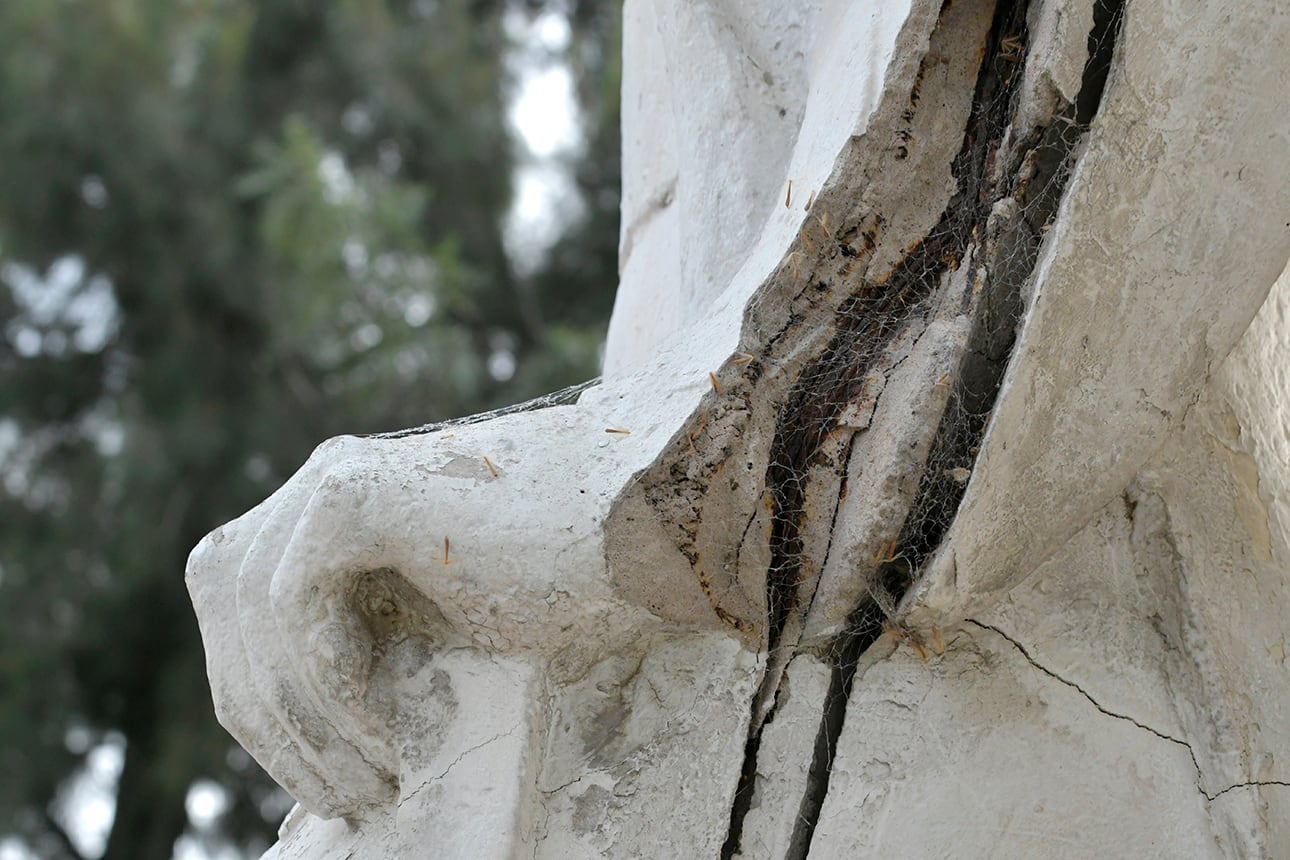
[721,0,1133,853]
[593,0,1130,851]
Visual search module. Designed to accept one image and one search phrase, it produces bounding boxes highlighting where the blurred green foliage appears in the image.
[0,0,621,857]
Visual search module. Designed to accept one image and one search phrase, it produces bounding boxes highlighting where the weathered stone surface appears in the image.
[187,0,1290,856]
[827,262,1290,856]
[904,0,1290,626]
[530,635,758,859]
[265,805,395,860]
[812,629,1223,858]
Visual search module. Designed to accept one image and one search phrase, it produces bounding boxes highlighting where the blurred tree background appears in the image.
[0,1,621,857]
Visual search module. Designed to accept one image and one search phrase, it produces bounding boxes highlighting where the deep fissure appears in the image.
[722,0,1129,852]
[784,591,891,859]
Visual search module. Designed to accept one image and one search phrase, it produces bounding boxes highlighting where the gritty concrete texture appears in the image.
[188,0,1290,856]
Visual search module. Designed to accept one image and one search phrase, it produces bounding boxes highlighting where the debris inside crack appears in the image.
[719,0,1134,852]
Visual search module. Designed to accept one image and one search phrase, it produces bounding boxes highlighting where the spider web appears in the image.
[717,0,1128,854]
[366,377,600,439]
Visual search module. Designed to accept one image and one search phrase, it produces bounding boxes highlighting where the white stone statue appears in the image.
[188,0,1290,856]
